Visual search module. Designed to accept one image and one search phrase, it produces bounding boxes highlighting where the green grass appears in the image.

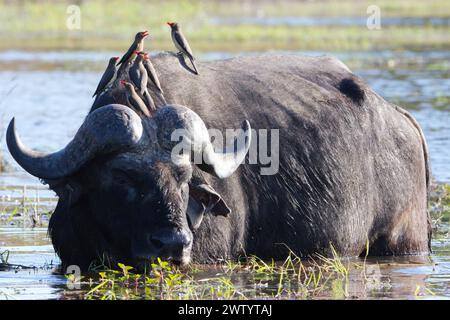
[0,0,449,52]
[80,247,356,300]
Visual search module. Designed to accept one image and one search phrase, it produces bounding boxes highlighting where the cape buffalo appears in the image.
[6,53,431,270]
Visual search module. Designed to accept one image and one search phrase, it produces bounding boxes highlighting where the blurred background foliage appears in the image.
[0,0,449,52]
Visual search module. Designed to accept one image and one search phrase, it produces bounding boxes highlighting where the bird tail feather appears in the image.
[189,58,199,75]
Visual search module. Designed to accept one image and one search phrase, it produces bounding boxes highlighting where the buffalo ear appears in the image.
[189,183,231,217]
[187,183,231,230]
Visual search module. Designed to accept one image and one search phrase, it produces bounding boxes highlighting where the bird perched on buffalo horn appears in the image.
[167,22,198,75]
[92,56,119,97]
[120,80,152,117]
[116,30,149,66]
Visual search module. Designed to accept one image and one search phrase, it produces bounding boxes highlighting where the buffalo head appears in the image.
[7,104,251,269]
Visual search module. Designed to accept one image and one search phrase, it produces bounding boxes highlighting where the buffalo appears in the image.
[6,53,431,270]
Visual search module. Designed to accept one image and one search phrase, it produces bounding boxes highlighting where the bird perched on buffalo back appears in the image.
[129,51,147,95]
[120,80,152,117]
[128,51,158,110]
[167,22,198,74]
[143,52,164,94]
[92,56,119,97]
[116,30,149,66]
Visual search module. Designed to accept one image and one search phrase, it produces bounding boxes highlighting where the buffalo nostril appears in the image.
[149,229,192,254]
[150,236,164,249]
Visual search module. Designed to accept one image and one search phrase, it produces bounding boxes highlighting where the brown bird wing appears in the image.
[117,43,137,66]
[144,61,163,93]
[173,31,194,60]
[92,65,116,97]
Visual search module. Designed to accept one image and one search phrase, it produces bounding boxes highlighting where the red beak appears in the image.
[120,80,126,85]
[166,22,173,26]
[113,56,119,60]
[142,30,149,37]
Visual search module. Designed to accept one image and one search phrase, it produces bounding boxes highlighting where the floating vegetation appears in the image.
[75,244,394,300]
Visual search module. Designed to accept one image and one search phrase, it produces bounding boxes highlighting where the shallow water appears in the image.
[0,225,449,300]
[0,48,449,299]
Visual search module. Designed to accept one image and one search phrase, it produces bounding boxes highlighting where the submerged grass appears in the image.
[79,245,363,300]
[0,0,449,52]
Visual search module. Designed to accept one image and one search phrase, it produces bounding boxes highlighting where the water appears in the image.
[0,47,449,299]
[1,49,449,185]
[0,225,449,299]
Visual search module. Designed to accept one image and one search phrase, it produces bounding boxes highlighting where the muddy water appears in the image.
[0,48,449,299]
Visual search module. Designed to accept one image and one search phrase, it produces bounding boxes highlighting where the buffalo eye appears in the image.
[111,169,134,186]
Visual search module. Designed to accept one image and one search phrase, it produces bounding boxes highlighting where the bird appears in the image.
[128,51,158,110]
[120,80,151,117]
[92,56,119,97]
[142,52,167,106]
[128,51,147,95]
[116,30,149,66]
[142,89,157,112]
[167,22,198,74]
[142,52,164,94]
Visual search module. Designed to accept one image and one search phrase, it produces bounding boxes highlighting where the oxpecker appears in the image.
[117,31,149,66]
[167,22,198,74]
[92,57,119,97]
[121,80,151,117]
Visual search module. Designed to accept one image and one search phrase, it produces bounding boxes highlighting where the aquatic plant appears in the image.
[1,184,449,299]
[82,243,371,300]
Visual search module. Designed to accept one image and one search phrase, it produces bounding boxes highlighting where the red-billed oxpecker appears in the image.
[129,51,158,110]
[167,22,198,75]
[120,80,152,117]
[143,52,164,94]
[117,30,149,66]
[92,56,119,97]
